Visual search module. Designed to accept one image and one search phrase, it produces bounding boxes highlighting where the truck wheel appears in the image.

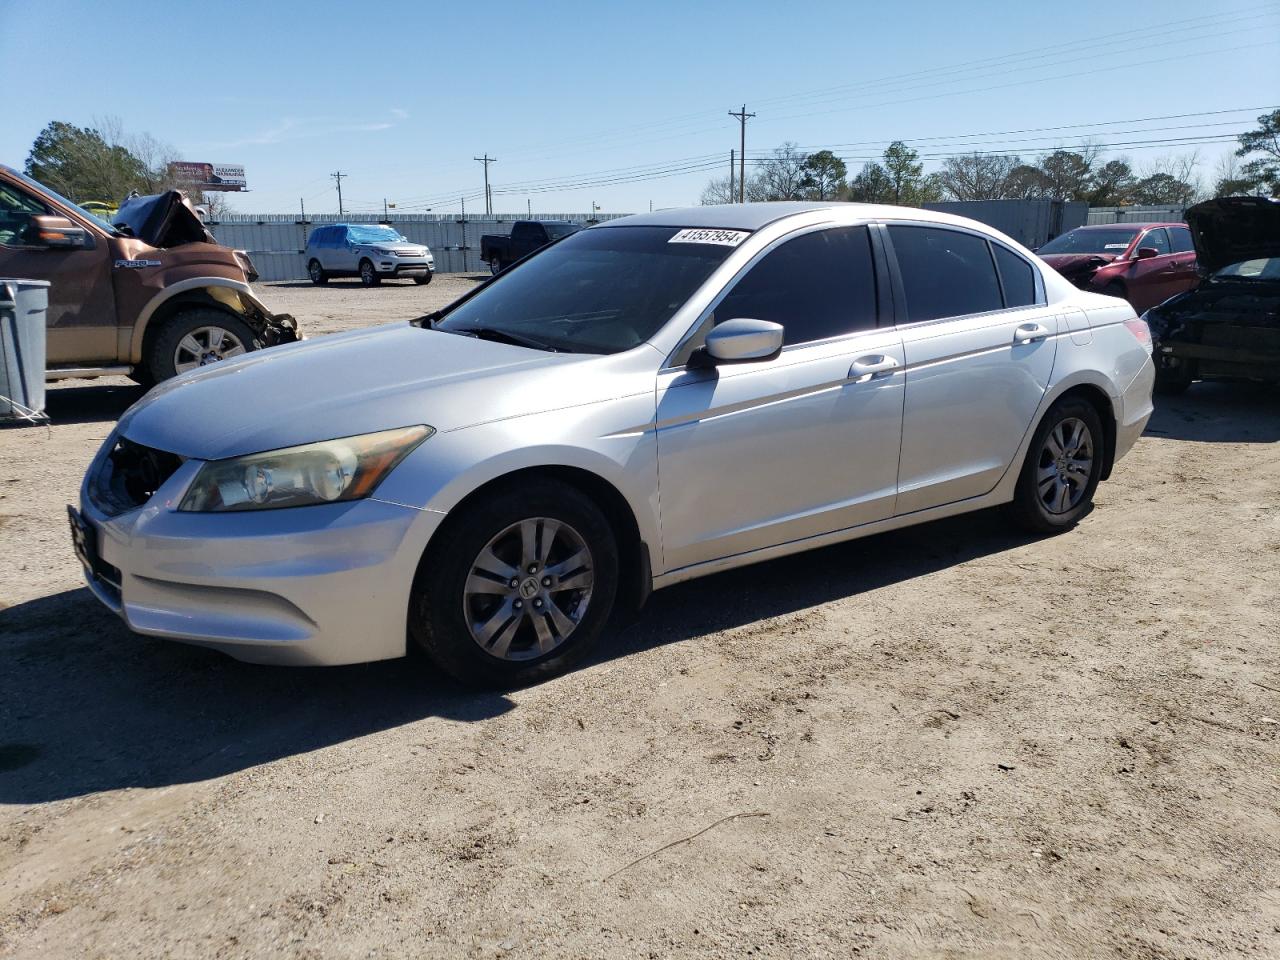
[308,259,328,286]
[145,308,261,382]
[413,272,433,286]
[489,257,503,276]
[359,259,381,286]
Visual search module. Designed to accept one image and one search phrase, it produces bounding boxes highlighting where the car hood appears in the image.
[118,323,639,460]
[113,191,214,248]
[1185,196,1280,275]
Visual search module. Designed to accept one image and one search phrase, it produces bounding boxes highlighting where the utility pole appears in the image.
[299,197,306,222]
[474,154,496,215]
[527,198,531,217]
[330,170,346,216]
[729,149,735,204]
[382,198,388,221]
[728,105,754,202]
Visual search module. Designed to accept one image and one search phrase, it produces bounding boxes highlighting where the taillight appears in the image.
[1124,316,1152,352]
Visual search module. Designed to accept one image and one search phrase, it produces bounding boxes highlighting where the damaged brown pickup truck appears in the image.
[0,164,297,384]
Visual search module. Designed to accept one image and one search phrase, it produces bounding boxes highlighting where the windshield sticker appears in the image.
[669,228,750,247]
[1102,244,1129,250]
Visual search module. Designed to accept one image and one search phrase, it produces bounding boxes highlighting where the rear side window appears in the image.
[1138,228,1170,255]
[715,226,878,345]
[1169,226,1195,253]
[993,245,1037,308]
[888,226,1002,323]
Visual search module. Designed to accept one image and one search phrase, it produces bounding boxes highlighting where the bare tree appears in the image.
[754,143,809,201]
[1140,152,1203,202]
[700,175,737,205]
[938,153,1021,200]
[1212,152,1256,196]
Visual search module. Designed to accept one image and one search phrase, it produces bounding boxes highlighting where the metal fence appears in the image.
[1086,205,1185,225]
[207,212,633,281]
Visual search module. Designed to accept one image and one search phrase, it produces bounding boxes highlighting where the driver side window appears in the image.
[714,226,879,345]
[0,182,50,247]
[1138,228,1170,256]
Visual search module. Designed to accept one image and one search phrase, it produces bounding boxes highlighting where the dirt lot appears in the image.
[2,277,1278,959]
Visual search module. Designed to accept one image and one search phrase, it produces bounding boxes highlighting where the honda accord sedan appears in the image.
[72,203,1155,685]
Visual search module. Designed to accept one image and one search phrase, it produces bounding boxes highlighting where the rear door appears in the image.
[889,224,1058,514]
[1166,225,1202,298]
[656,224,905,571]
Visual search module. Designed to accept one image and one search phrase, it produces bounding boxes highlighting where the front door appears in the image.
[0,178,116,363]
[656,225,905,573]
[1124,227,1180,313]
[888,225,1059,515]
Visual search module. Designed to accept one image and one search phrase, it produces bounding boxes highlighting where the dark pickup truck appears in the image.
[480,220,580,274]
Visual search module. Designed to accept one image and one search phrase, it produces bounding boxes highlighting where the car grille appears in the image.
[90,437,185,517]
[398,250,427,257]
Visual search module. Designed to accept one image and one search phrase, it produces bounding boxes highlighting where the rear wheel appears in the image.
[410,479,619,687]
[489,256,503,276]
[308,259,328,285]
[145,308,260,382]
[1009,397,1104,534]
[359,259,381,286]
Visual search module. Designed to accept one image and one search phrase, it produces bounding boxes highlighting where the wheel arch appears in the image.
[422,464,653,619]
[1048,382,1118,481]
[130,279,272,363]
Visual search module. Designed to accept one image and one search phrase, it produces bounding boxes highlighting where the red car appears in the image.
[1037,222,1200,313]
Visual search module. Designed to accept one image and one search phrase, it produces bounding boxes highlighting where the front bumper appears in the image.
[375,258,434,276]
[76,437,442,665]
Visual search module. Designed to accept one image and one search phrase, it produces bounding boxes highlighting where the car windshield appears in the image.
[1214,257,1280,280]
[1038,228,1139,255]
[435,225,738,354]
[11,168,118,235]
[348,225,406,243]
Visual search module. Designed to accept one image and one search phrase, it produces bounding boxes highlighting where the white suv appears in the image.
[306,224,434,287]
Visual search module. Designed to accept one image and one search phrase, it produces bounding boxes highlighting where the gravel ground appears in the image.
[1,279,1278,959]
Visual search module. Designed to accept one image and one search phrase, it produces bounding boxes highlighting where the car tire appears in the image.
[1154,365,1192,395]
[145,308,261,383]
[409,479,619,687]
[413,272,433,286]
[1009,396,1105,534]
[359,259,381,286]
[307,259,328,286]
[489,257,503,276]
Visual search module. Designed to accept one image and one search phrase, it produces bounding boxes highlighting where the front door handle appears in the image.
[849,355,899,381]
[1014,322,1050,344]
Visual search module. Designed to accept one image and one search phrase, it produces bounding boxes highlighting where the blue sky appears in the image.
[2,0,1277,215]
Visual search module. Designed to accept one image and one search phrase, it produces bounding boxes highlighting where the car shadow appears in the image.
[41,382,146,426]
[0,509,1030,804]
[1144,381,1280,443]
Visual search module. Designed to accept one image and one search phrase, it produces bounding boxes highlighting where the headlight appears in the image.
[372,246,392,256]
[179,425,433,512]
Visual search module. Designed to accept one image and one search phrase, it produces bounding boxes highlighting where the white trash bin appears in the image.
[0,279,49,423]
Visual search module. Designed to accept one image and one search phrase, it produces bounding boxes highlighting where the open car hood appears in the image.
[1185,196,1280,275]
[112,191,214,248]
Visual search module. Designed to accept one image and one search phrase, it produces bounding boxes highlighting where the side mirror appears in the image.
[692,318,785,367]
[1135,247,1160,260]
[28,214,89,250]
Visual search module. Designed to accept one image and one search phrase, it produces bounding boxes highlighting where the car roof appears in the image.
[1070,222,1186,231]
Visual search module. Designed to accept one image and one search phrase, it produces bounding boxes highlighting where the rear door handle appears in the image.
[849,355,899,381]
[1014,322,1050,344]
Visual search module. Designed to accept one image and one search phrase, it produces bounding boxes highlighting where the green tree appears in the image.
[1234,108,1280,197]
[846,162,895,202]
[1037,149,1095,200]
[799,150,847,200]
[1085,159,1137,206]
[25,121,150,202]
[1131,172,1197,206]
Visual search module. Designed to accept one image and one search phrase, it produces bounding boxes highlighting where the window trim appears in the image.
[663,221,886,370]
[880,221,1047,332]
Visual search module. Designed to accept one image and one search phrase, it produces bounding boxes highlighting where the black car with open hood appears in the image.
[1145,196,1280,393]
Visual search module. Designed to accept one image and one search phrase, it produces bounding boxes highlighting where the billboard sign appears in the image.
[169,162,247,192]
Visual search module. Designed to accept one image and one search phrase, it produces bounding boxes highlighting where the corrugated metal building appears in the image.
[922,199,1089,249]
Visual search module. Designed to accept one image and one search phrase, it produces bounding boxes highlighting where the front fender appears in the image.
[128,279,295,362]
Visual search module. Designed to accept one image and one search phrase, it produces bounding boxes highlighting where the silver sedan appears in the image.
[72,203,1154,685]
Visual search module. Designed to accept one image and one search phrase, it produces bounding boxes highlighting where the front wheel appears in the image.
[308,259,328,285]
[359,259,381,286]
[410,479,619,687]
[1009,397,1104,534]
[145,308,260,382]
[413,272,433,286]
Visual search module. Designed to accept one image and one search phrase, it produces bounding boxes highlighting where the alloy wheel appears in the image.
[462,517,594,661]
[173,326,247,374]
[1036,417,1094,514]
